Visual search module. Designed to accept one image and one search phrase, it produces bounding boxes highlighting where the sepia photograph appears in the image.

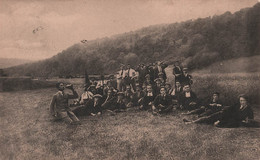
[0,0,259,159]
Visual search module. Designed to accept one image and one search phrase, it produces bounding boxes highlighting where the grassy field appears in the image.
[0,72,260,160]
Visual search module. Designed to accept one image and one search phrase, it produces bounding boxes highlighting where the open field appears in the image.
[0,72,260,160]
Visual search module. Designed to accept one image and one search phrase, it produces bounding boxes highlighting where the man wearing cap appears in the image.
[152,86,173,115]
[140,84,155,110]
[179,84,198,110]
[50,82,80,125]
[143,74,153,86]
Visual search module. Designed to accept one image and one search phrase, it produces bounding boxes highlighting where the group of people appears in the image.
[49,61,256,127]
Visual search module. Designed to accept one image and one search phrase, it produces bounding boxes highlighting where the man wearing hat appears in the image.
[50,82,80,125]
[152,86,173,115]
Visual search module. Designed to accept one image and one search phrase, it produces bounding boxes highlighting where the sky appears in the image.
[0,0,258,60]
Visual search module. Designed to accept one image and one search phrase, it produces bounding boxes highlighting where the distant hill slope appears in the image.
[5,3,260,77]
[0,58,31,68]
[193,55,260,73]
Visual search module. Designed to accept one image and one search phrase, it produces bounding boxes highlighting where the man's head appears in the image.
[158,72,164,78]
[239,94,248,107]
[120,65,124,70]
[127,64,131,69]
[107,89,113,96]
[126,85,131,91]
[145,74,150,80]
[160,87,166,96]
[56,82,65,91]
[155,79,161,86]
[142,84,147,91]
[147,84,153,93]
[183,68,188,74]
[176,81,181,87]
[136,85,141,92]
[183,84,191,92]
[212,92,220,101]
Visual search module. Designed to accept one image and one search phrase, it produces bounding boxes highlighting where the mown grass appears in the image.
[0,72,259,160]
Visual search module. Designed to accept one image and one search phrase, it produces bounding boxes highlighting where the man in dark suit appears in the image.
[136,63,147,87]
[179,84,198,110]
[132,85,145,107]
[140,84,155,110]
[152,86,173,115]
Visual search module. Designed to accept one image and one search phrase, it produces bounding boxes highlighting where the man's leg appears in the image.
[68,111,80,122]
[193,111,223,124]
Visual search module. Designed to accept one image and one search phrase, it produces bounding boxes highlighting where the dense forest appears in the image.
[5,3,260,77]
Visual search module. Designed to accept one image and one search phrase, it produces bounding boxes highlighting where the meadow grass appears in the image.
[0,72,259,160]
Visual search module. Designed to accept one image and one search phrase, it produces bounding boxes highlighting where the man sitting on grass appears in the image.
[152,86,173,115]
[179,84,198,111]
[140,84,155,110]
[50,82,80,125]
[87,94,103,116]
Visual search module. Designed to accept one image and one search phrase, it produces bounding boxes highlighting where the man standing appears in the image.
[50,82,80,125]
[117,65,125,91]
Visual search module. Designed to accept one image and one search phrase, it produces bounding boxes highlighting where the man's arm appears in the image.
[67,86,79,99]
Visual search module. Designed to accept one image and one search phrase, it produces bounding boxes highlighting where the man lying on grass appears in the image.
[183,94,257,127]
[182,92,223,116]
[50,82,81,125]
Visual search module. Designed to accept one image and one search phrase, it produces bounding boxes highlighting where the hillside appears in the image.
[193,55,260,74]
[5,3,260,77]
[0,58,31,69]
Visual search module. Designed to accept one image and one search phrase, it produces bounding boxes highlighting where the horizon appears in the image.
[0,0,258,61]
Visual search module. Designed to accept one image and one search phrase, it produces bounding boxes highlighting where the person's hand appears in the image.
[217,104,222,107]
[189,102,196,105]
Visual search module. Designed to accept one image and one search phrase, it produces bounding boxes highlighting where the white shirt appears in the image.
[147,92,153,96]
[185,92,191,98]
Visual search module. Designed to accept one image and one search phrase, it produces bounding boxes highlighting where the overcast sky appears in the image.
[0,0,258,60]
